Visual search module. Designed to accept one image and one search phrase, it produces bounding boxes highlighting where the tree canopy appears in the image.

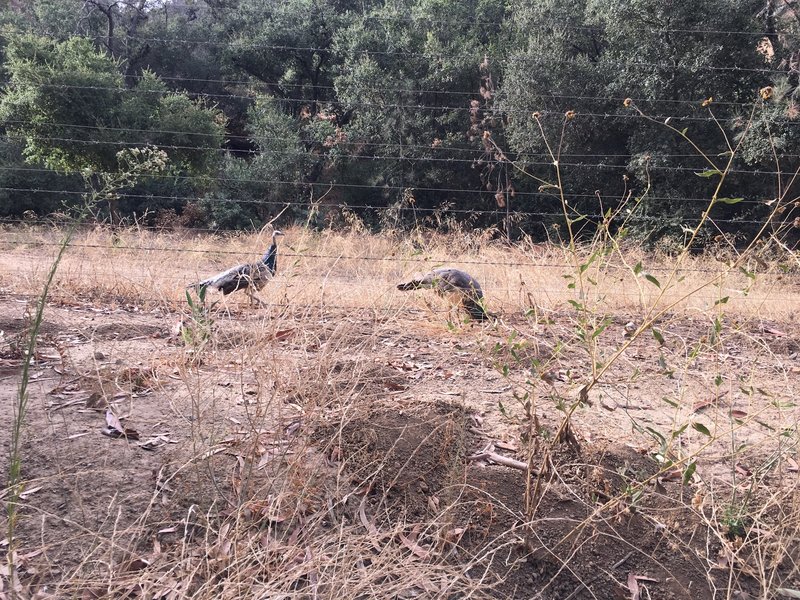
[0,0,797,244]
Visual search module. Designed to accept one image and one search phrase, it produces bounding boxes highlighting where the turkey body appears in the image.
[191,230,284,304]
[397,268,489,321]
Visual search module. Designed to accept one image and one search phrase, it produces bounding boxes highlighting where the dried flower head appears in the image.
[482,130,492,139]
[532,111,541,119]
[701,97,713,107]
[565,110,576,120]
[760,86,773,100]
[623,98,632,108]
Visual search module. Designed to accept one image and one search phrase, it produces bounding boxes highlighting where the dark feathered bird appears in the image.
[191,230,285,305]
[397,268,490,321]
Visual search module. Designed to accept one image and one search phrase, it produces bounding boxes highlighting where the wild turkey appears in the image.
[397,268,490,321]
[190,230,285,306]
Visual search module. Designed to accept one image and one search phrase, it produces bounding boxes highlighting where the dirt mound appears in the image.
[334,400,474,521]
[330,404,721,599]
[0,316,62,337]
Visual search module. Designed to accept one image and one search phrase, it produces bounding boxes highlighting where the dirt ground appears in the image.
[1,231,799,599]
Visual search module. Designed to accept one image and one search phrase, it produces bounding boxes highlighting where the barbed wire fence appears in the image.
[1,50,798,319]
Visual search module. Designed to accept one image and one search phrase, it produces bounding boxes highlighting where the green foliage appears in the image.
[0,31,224,222]
[183,285,216,352]
[0,0,796,240]
[200,95,312,229]
[499,0,774,239]
[0,138,83,216]
[0,33,127,172]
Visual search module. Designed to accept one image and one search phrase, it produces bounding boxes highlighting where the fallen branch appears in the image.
[468,451,537,474]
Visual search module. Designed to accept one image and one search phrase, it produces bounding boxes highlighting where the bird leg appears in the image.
[246,288,269,309]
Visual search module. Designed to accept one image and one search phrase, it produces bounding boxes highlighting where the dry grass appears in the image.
[1,224,799,599]
[2,224,798,319]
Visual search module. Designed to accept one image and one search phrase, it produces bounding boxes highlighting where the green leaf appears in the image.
[645,427,666,446]
[652,328,665,345]
[672,423,689,438]
[692,422,712,437]
[644,274,661,288]
[683,461,697,485]
[714,296,729,306]
[591,317,612,340]
[739,266,756,280]
[715,197,744,204]
[680,127,688,136]
[633,261,643,275]
[579,251,599,274]
[695,169,723,178]
[567,299,584,311]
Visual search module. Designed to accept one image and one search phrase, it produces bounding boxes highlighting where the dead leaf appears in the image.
[730,409,748,419]
[384,380,407,391]
[105,409,124,432]
[200,447,226,459]
[443,526,466,545]
[272,328,295,341]
[786,457,799,473]
[660,470,683,482]
[399,525,429,559]
[763,327,787,337]
[358,502,378,536]
[137,437,165,451]
[118,558,150,573]
[19,486,43,499]
[600,397,617,411]
[693,391,728,412]
[627,572,640,600]
[495,440,519,452]
[157,526,177,535]
[735,463,752,478]
[102,409,140,441]
[217,523,232,557]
